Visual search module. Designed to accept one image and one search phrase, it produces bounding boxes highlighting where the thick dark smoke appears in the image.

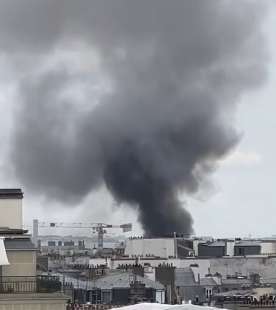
[0,1,267,236]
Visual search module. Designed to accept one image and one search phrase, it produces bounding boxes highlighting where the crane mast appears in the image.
[96,224,104,250]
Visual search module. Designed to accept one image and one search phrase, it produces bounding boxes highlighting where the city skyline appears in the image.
[0,1,275,238]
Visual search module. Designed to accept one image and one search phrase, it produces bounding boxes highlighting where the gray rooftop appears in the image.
[0,228,28,235]
[200,277,219,286]
[235,241,261,247]
[214,289,253,297]
[0,188,23,199]
[94,272,164,290]
[200,241,225,247]
[4,238,36,251]
[261,278,276,284]
[64,271,164,291]
[175,268,197,287]
[222,278,251,285]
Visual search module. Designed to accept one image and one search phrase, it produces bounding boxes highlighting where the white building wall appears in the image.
[0,199,23,229]
[226,241,235,256]
[192,240,200,257]
[156,290,165,304]
[261,242,276,255]
[144,266,155,281]
[89,258,110,268]
[125,238,175,258]
[0,238,9,265]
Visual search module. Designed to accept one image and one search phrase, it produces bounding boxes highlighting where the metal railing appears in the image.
[0,275,62,294]
[66,305,124,310]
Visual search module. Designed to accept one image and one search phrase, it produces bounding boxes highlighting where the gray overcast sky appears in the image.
[0,1,275,237]
[191,5,276,238]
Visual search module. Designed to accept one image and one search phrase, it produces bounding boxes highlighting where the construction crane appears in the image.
[32,219,132,250]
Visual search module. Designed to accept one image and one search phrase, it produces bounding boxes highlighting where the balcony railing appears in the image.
[0,275,62,294]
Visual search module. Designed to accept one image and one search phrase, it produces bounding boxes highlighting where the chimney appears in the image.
[0,189,23,230]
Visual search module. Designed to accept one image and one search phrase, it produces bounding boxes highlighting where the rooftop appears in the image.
[235,241,261,247]
[214,289,253,297]
[4,238,36,251]
[0,188,23,199]
[94,271,164,290]
[0,228,28,235]
[175,268,197,287]
[64,271,164,290]
[200,277,219,286]
[200,241,226,247]
[222,278,251,285]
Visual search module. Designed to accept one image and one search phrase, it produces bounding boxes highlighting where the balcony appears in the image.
[0,275,62,294]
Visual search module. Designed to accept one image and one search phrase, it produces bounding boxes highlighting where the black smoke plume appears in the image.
[0,1,267,236]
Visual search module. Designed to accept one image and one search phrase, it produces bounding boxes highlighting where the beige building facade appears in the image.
[2,238,37,278]
[0,188,69,310]
[0,293,69,310]
[0,189,23,230]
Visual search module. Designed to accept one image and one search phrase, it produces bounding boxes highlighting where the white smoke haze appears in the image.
[112,302,224,310]
[0,0,268,236]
